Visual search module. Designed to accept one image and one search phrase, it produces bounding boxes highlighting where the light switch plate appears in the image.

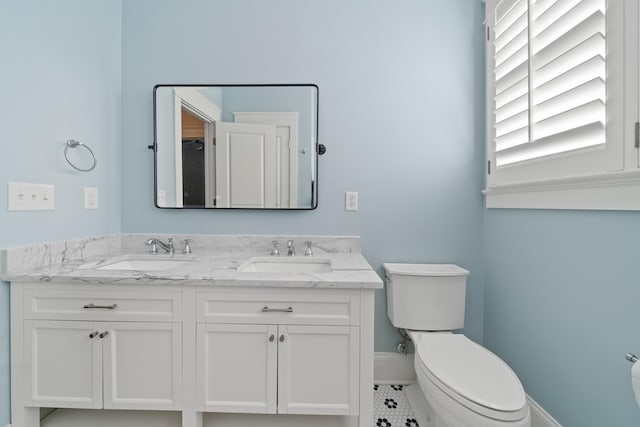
[8,182,55,211]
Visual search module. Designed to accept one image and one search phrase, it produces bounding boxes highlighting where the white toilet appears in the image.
[383,263,530,427]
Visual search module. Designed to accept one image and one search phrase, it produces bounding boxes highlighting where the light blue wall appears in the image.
[484,209,640,426]
[121,0,486,352]
[0,0,123,423]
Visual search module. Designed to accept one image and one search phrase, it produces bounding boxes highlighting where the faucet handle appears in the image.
[270,240,280,256]
[146,238,158,253]
[181,239,192,254]
[304,241,314,256]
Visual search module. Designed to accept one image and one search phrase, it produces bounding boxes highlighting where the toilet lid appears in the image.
[414,333,526,414]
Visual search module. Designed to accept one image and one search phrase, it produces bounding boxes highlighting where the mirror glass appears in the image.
[153,84,318,209]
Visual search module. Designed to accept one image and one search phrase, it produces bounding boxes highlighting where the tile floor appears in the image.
[374,384,419,427]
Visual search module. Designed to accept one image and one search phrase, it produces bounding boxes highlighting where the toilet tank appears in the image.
[383,263,469,331]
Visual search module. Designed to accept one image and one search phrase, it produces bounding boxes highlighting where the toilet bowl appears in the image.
[383,263,530,427]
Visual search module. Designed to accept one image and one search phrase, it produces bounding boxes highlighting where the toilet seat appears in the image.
[411,332,528,422]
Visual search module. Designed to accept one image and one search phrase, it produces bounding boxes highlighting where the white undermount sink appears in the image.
[238,257,332,273]
[96,259,187,271]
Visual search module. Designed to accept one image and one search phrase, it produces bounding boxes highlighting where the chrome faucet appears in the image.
[304,241,314,256]
[146,237,174,254]
[270,240,280,256]
[287,240,296,256]
[181,239,192,254]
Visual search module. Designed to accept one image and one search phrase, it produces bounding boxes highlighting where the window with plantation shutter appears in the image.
[485,0,640,211]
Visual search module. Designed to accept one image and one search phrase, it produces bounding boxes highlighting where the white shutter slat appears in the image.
[496,61,528,94]
[496,61,528,95]
[534,33,604,89]
[495,76,528,109]
[496,110,529,138]
[495,0,528,38]
[533,0,581,33]
[533,55,605,103]
[534,11,604,69]
[496,122,604,166]
[495,126,530,152]
[534,99,604,140]
[495,11,528,54]
[495,44,529,81]
[534,0,604,49]
[495,27,528,66]
[534,77,605,122]
[532,0,556,19]
[496,93,528,123]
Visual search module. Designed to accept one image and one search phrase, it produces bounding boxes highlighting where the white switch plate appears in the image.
[345,191,358,211]
[84,187,98,209]
[8,182,55,211]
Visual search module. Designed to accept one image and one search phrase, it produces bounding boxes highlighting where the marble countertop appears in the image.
[1,234,383,289]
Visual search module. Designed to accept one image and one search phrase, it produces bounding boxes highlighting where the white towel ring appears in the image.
[64,139,97,172]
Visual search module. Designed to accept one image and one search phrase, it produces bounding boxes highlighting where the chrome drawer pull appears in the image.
[83,303,118,310]
[261,306,293,313]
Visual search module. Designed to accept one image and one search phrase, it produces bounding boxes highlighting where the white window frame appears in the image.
[484,0,640,210]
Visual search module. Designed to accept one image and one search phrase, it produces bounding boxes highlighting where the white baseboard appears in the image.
[374,351,416,384]
[527,394,562,427]
[374,352,562,427]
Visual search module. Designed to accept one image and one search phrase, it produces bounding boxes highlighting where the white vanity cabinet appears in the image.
[13,284,183,416]
[195,289,363,417]
[10,278,376,427]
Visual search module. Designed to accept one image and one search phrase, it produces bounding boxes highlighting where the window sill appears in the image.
[483,170,640,211]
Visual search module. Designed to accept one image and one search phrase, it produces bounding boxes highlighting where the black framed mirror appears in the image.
[151,84,320,209]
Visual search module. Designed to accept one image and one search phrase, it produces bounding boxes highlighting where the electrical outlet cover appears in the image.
[84,187,98,209]
[345,191,358,211]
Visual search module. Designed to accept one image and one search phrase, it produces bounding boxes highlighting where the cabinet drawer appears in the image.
[197,291,360,326]
[24,289,182,322]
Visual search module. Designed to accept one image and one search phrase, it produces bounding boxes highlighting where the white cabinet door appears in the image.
[277,325,360,416]
[24,320,102,409]
[197,323,277,413]
[102,322,182,410]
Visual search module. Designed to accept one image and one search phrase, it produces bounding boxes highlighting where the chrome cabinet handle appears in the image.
[83,303,118,310]
[279,335,285,342]
[99,331,109,339]
[269,334,275,342]
[89,331,99,339]
[261,306,293,313]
